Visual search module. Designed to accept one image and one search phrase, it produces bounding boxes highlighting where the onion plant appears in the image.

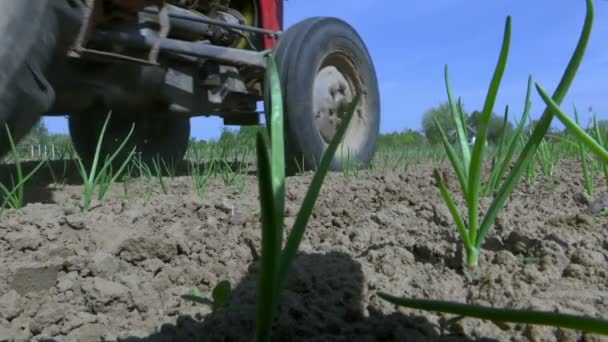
[482,79,532,196]
[161,157,177,179]
[378,294,608,335]
[120,161,137,198]
[432,15,512,267]
[392,149,409,173]
[591,114,608,192]
[151,156,168,195]
[219,159,246,193]
[44,157,69,187]
[75,111,136,211]
[534,122,558,177]
[253,54,358,341]
[95,160,115,200]
[133,158,157,202]
[536,86,608,164]
[0,124,45,209]
[574,107,595,197]
[189,160,215,201]
[340,148,363,178]
[379,0,601,335]
[431,0,592,268]
[182,280,231,312]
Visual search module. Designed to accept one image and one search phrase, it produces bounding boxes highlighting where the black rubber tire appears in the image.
[0,1,82,157]
[68,109,191,168]
[272,17,380,172]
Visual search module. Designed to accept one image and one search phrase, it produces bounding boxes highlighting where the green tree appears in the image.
[377,129,426,148]
[23,119,50,145]
[234,126,259,149]
[422,102,465,144]
[217,128,237,149]
[468,110,514,145]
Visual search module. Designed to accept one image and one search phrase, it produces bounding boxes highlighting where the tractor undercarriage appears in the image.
[48,0,281,126]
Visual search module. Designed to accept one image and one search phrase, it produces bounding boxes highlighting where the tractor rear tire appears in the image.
[68,108,191,169]
[0,0,82,157]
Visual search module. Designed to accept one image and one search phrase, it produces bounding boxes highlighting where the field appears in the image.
[0,148,607,341]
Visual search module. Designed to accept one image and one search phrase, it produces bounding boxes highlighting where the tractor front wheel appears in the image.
[273,17,380,172]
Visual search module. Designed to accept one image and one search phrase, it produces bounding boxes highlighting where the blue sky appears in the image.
[44,0,608,139]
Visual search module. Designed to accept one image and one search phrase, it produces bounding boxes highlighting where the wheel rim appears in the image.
[313,51,368,154]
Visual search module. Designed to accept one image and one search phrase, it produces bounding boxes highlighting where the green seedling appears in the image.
[253,54,358,342]
[293,154,308,176]
[378,294,608,336]
[182,280,232,312]
[340,147,363,178]
[44,158,59,187]
[219,159,246,193]
[392,149,409,173]
[0,124,45,209]
[537,86,608,164]
[132,155,156,201]
[380,0,600,335]
[75,111,136,211]
[95,159,114,200]
[151,156,168,195]
[591,114,608,192]
[211,280,231,311]
[162,157,177,179]
[483,87,532,196]
[190,160,215,201]
[430,0,592,268]
[46,157,69,187]
[574,107,595,197]
[533,118,558,177]
[120,161,137,198]
[134,156,153,180]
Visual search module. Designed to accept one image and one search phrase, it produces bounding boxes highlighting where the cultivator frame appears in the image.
[67,0,282,68]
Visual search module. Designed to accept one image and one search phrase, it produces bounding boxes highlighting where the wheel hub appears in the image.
[313,53,367,154]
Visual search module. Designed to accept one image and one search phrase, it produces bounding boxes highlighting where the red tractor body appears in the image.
[258,0,283,48]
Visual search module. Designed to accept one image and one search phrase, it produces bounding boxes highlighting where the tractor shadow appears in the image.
[0,159,253,206]
[118,252,492,342]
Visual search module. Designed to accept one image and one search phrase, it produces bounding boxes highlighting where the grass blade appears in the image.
[0,159,45,210]
[487,76,533,194]
[484,106,509,196]
[434,170,471,248]
[378,293,608,335]
[592,114,608,191]
[434,117,468,197]
[445,66,471,173]
[536,85,608,163]
[467,16,511,246]
[265,54,286,256]
[254,131,279,342]
[574,107,594,196]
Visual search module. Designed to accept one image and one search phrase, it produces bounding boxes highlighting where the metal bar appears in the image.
[141,6,281,38]
[68,0,97,58]
[92,29,268,68]
[77,47,159,65]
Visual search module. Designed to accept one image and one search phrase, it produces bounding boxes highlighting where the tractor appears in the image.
[0,0,379,171]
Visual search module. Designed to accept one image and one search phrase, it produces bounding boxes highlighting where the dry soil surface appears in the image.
[0,160,607,341]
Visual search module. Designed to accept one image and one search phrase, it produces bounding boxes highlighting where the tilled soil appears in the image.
[0,160,607,341]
